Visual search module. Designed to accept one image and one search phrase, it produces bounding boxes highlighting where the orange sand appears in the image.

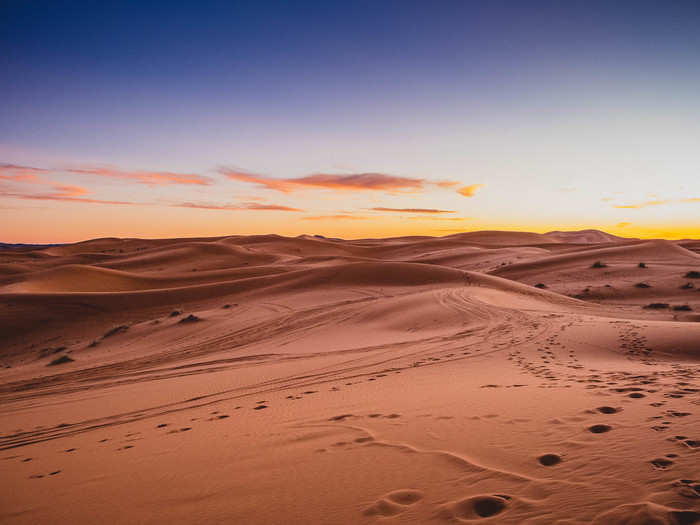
[0,230,698,524]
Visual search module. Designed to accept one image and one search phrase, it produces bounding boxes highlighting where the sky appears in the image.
[1,0,699,243]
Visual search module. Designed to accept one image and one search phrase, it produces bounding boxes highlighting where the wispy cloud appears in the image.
[612,197,700,209]
[1,164,137,204]
[2,162,212,186]
[0,163,50,182]
[0,163,50,173]
[220,167,453,194]
[370,207,455,214]
[457,184,484,197]
[302,214,368,220]
[407,216,473,221]
[175,202,303,212]
[67,166,213,186]
[0,184,134,205]
[0,173,40,183]
[613,199,671,209]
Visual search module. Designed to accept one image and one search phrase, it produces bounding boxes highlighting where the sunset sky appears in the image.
[2,1,699,243]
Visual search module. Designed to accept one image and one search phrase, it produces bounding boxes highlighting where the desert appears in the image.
[1,230,698,524]
[3,2,700,523]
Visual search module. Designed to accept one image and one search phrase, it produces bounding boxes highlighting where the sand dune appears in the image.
[543,229,636,243]
[1,230,698,524]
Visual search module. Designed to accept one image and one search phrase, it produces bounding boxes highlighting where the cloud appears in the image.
[0,165,137,204]
[2,162,213,186]
[302,215,368,220]
[407,216,473,221]
[457,184,484,197]
[175,202,303,212]
[370,207,455,214]
[220,167,429,193]
[0,163,49,182]
[1,184,134,205]
[50,184,89,197]
[435,180,460,188]
[613,198,699,209]
[0,173,40,183]
[0,163,50,173]
[613,199,671,209]
[67,166,212,186]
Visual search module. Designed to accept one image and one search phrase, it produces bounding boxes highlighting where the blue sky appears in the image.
[2,1,699,241]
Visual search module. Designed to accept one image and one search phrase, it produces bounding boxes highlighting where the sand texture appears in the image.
[1,230,699,524]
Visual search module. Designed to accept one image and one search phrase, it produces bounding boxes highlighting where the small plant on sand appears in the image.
[672,305,692,311]
[48,355,75,366]
[680,282,694,289]
[643,303,669,309]
[684,271,700,279]
[39,346,67,358]
[634,282,651,288]
[178,314,201,324]
[638,262,647,268]
[534,283,547,289]
[591,261,607,268]
[104,325,129,338]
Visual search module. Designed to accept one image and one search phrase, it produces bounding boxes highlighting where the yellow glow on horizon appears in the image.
[4,202,698,244]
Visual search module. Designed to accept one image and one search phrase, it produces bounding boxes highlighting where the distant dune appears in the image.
[1,230,699,524]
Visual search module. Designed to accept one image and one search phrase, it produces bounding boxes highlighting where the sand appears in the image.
[0,230,698,524]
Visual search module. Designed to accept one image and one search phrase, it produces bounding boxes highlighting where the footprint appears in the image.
[329,414,353,421]
[538,454,562,466]
[364,489,423,517]
[596,406,621,414]
[167,427,191,434]
[444,494,511,520]
[650,458,674,470]
[588,424,612,434]
[673,479,700,499]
